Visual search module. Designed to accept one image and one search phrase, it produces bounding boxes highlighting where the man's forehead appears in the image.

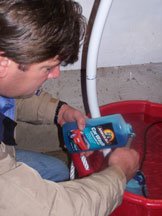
[28,56,60,69]
[40,55,60,65]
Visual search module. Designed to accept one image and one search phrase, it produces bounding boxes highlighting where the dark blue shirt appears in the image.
[0,97,17,145]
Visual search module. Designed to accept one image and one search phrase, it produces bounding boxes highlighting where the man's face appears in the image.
[0,56,60,98]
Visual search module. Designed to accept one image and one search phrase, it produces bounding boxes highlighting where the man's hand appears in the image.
[57,104,86,130]
[108,147,140,181]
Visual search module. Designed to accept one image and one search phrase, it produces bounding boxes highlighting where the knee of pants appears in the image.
[16,149,69,182]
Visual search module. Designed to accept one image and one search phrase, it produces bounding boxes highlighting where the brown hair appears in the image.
[0,0,86,65]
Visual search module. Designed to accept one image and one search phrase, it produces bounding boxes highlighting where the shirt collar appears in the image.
[0,96,15,119]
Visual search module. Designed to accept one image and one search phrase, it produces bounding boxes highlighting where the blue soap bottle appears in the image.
[63,114,135,153]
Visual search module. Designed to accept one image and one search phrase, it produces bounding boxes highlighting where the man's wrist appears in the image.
[54,101,67,125]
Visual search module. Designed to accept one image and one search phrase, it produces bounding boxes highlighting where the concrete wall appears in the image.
[44,62,162,113]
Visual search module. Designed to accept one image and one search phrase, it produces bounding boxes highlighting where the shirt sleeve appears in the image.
[15,91,59,124]
[57,165,126,216]
[0,154,126,216]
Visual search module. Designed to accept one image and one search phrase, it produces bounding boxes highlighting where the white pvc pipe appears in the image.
[86,0,113,118]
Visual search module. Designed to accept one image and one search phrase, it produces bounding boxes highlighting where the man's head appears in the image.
[0,0,86,65]
[0,0,86,97]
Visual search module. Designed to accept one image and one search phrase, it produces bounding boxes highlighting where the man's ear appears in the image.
[0,56,11,78]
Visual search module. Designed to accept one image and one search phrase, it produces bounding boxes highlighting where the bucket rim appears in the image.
[124,191,162,208]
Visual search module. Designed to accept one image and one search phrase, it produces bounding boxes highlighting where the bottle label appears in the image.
[69,123,118,151]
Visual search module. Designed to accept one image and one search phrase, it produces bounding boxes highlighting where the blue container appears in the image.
[63,114,135,153]
[126,171,147,197]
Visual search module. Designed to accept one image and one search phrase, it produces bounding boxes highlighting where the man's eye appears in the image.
[46,67,52,73]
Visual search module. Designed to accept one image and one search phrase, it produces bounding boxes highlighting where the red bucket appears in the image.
[99,100,162,216]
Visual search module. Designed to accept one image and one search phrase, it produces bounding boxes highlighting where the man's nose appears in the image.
[48,66,60,79]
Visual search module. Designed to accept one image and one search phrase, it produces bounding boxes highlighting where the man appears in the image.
[0,0,87,182]
[0,0,139,215]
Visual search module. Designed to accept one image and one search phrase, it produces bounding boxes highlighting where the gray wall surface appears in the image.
[44,63,162,113]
